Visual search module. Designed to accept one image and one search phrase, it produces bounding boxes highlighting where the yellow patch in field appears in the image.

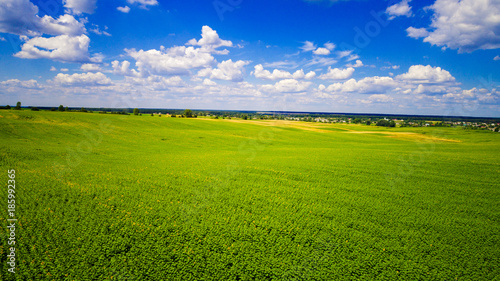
[200,118,332,133]
[199,118,461,142]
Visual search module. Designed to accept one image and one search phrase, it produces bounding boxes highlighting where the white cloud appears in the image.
[89,24,111,36]
[386,0,412,20]
[261,79,312,93]
[126,45,215,76]
[406,27,429,39]
[64,0,97,14]
[324,42,335,51]
[81,63,102,72]
[360,94,394,104]
[60,68,69,72]
[38,14,86,36]
[293,69,317,80]
[304,57,338,67]
[0,36,5,41]
[50,66,57,71]
[324,76,398,94]
[126,0,159,8]
[112,60,141,77]
[411,84,455,95]
[125,75,184,90]
[117,6,131,13]
[14,35,98,63]
[346,54,360,62]
[320,65,459,97]
[186,26,233,53]
[406,0,500,53]
[203,79,217,86]
[0,0,85,36]
[0,79,42,89]
[51,72,112,86]
[253,64,316,80]
[197,59,250,82]
[337,50,353,59]
[494,55,500,61]
[253,64,294,80]
[313,47,331,55]
[346,60,363,68]
[300,41,317,52]
[395,65,456,84]
[318,67,355,80]
[381,65,400,70]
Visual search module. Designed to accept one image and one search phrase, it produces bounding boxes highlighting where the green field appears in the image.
[1,110,499,280]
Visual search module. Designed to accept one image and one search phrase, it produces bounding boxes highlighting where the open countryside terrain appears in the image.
[0,110,499,280]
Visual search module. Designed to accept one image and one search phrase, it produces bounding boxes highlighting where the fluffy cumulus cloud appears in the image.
[0,79,42,89]
[112,60,141,77]
[14,35,99,63]
[303,41,335,55]
[320,65,459,97]
[0,0,85,36]
[395,65,456,84]
[313,47,331,55]
[319,67,355,80]
[406,0,500,53]
[117,6,131,13]
[116,28,226,75]
[197,59,250,82]
[346,60,363,68]
[126,46,215,76]
[261,79,312,93]
[51,72,112,86]
[187,26,233,53]
[386,0,412,20]
[64,0,97,14]
[324,76,398,94]
[253,65,316,80]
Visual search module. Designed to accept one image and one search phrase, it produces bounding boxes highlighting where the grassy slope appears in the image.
[0,110,499,280]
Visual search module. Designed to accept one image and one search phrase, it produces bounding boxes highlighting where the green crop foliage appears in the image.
[0,110,499,280]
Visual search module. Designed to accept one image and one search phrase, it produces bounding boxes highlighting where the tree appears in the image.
[242,115,248,120]
[58,105,64,111]
[14,101,21,110]
[366,120,371,126]
[133,108,139,115]
[376,119,389,127]
[184,109,193,118]
[30,107,39,111]
[80,107,87,112]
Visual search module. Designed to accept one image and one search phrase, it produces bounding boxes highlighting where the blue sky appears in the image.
[0,0,499,117]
